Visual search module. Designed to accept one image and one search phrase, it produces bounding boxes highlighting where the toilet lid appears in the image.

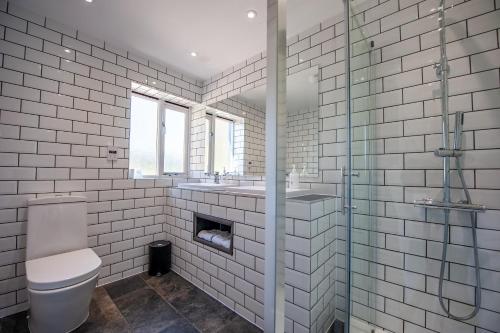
[26,248,102,291]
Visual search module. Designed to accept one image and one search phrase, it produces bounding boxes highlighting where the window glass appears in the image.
[129,94,158,176]
[164,107,186,173]
[213,117,234,173]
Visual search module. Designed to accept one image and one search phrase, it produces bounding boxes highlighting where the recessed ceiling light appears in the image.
[64,49,71,53]
[190,51,197,57]
[85,0,93,3]
[247,10,257,19]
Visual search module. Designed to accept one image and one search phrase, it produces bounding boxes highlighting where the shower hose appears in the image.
[438,157,481,320]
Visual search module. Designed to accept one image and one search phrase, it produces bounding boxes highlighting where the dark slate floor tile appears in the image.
[75,287,130,333]
[143,272,261,333]
[113,286,186,333]
[104,275,147,300]
[141,271,195,304]
[1,271,261,333]
[216,316,263,333]
[174,288,237,332]
[0,311,29,333]
[157,318,199,333]
[330,319,344,333]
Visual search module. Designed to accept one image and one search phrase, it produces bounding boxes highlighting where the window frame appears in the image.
[130,92,190,178]
[205,114,215,175]
[205,112,235,175]
[159,102,190,176]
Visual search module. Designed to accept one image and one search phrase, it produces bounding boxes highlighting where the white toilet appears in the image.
[25,196,102,333]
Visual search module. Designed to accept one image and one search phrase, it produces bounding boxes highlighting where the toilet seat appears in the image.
[26,248,101,291]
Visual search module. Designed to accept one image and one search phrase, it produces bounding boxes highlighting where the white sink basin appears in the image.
[224,185,265,195]
[178,183,313,197]
[225,186,312,197]
[177,183,233,191]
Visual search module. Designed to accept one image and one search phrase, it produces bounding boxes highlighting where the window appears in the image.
[129,93,189,177]
[205,113,235,174]
[163,107,187,173]
[129,95,158,176]
[204,117,211,173]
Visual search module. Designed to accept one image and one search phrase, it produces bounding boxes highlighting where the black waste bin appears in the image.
[148,240,171,276]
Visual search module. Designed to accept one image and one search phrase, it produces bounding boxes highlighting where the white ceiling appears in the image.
[12,0,343,80]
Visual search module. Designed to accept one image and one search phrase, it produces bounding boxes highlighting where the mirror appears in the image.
[207,66,319,177]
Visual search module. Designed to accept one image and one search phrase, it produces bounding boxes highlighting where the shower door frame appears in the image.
[343,0,353,331]
[264,0,287,332]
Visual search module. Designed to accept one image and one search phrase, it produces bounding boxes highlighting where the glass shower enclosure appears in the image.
[344,0,381,331]
[264,0,498,332]
[343,0,498,333]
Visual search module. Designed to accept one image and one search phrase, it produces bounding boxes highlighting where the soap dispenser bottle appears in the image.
[300,164,307,177]
[290,164,300,189]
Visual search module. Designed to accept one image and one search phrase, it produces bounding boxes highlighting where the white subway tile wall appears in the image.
[200,0,500,332]
[287,106,319,175]
[0,1,203,318]
[1,0,500,332]
[165,189,338,332]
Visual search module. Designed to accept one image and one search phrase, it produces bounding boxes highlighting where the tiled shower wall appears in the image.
[344,0,500,332]
[202,0,500,332]
[0,1,203,317]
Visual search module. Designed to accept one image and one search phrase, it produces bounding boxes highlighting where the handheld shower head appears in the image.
[453,111,464,151]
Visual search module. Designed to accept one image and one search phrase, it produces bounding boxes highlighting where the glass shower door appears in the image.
[345,0,379,332]
[343,0,500,332]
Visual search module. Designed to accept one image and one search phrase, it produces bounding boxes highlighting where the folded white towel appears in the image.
[213,238,230,249]
[211,232,231,249]
[197,230,215,241]
[197,229,231,249]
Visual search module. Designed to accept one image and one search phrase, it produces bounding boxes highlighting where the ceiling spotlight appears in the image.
[190,51,197,57]
[247,10,257,19]
[85,0,93,3]
[64,49,71,53]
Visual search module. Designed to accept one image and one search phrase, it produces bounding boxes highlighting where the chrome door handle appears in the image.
[341,167,359,215]
[341,167,346,215]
